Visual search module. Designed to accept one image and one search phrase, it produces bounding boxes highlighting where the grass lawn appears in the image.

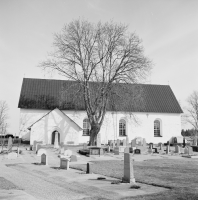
[71,158,198,200]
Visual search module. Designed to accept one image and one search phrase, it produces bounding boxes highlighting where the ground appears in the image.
[0,144,198,200]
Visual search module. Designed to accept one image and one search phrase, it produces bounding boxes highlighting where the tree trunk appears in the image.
[89,123,101,146]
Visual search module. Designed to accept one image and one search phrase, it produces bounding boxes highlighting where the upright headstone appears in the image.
[131,139,136,148]
[97,133,101,147]
[112,141,115,149]
[143,138,146,147]
[60,158,69,170]
[7,137,13,152]
[166,145,170,154]
[123,139,126,147]
[122,153,135,183]
[117,139,120,147]
[183,138,186,148]
[17,147,20,157]
[149,143,153,149]
[114,147,119,155]
[124,147,130,153]
[175,145,180,153]
[54,132,59,149]
[126,136,129,146]
[184,146,188,154]
[159,143,163,150]
[193,138,197,146]
[188,147,193,155]
[41,153,48,165]
[107,145,110,153]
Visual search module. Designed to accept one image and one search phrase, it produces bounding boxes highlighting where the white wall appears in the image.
[19,108,181,144]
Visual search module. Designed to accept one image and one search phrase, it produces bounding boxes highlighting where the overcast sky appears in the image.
[0,0,198,134]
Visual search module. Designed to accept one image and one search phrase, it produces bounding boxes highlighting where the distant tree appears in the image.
[0,101,9,135]
[184,91,198,137]
[40,19,152,145]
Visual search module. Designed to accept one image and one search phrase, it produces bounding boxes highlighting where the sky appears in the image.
[0,0,198,134]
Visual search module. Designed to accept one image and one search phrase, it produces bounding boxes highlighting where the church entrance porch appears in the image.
[51,131,60,145]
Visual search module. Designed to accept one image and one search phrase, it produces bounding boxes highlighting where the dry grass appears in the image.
[71,158,198,200]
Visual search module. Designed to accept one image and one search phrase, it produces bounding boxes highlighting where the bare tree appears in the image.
[184,91,198,136]
[40,19,151,145]
[0,101,9,135]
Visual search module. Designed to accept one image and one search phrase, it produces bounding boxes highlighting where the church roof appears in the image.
[18,78,183,114]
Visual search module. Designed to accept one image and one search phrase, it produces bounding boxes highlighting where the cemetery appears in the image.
[0,136,198,199]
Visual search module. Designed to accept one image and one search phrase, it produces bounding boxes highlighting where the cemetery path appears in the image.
[0,162,123,200]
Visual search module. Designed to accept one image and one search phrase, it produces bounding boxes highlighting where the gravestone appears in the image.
[126,136,129,146]
[159,143,163,150]
[117,139,120,147]
[122,153,135,183]
[70,155,77,162]
[119,146,125,153]
[131,139,136,148]
[54,132,59,149]
[37,148,47,156]
[193,138,197,146]
[188,147,193,155]
[83,143,87,149]
[143,138,146,147]
[134,149,141,154]
[107,145,110,153]
[149,143,153,149]
[17,147,20,157]
[123,139,126,147]
[112,141,115,149]
[114,147,119,155]
[41,153,48,165]
[136,137,143,146]
[175,145,180,153]
[60,158,69,170]
[124,147,130,153]
[97,133,101,147]
[7,137,13,152]
[166,145,170,154]
[8,152,17,160]
[184,146,188,154]
[64,149,72,157]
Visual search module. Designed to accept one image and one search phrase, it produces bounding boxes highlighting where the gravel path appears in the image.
[0,162,120,200]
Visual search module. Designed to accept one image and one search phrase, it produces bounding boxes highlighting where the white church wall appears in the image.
[64,110,181,144]
[20,109,81,145]
[19,108,181,145]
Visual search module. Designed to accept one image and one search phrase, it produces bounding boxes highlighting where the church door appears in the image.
[51,131,60,145]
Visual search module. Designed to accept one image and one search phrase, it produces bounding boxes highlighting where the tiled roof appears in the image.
[18,78,183,113]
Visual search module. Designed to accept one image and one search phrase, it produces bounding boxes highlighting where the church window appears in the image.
[154,120,161,137]
[119,119,126,136]
[83,118,90,136]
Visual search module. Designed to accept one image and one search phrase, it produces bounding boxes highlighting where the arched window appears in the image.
[154,120,161,137]
[119,119,126,136]
[83,119,90,136]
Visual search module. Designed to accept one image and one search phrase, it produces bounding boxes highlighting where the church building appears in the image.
[18,78,183,145]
